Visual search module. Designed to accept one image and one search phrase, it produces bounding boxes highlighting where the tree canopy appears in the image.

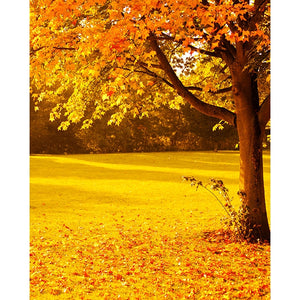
[30,0,270,130]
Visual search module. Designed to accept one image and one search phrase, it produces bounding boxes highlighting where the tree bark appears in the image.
[231,62,270,242]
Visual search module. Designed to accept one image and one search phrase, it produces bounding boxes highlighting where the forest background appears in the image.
[30,98,243,154]
[1,1,300,300]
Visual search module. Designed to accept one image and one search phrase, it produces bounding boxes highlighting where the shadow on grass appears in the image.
[30,154,240,184]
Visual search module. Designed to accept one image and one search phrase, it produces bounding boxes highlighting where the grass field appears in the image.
[30,151,270,299]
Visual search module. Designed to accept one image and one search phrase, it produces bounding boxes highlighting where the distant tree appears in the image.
[31,0,270,241]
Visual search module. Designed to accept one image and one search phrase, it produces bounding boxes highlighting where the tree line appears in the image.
[31,96,243,154]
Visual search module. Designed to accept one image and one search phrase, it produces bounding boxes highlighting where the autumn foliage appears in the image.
[30,0,270,130]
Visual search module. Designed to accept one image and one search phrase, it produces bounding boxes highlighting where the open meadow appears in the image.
[30,151,270,299]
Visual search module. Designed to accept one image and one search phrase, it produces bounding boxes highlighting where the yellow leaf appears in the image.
[102,94,109,101]
[137,89,144,95]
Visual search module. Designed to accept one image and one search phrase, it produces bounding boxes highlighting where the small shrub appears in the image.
[183,176,251,241]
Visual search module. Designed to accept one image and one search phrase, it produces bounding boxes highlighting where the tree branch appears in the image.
[53,46,77,51]
[137,60,163,71]
[158,33,222,58]
[137,63,174,88]
[148,32,236,126]
[186,86,232,94]
[258,94,270,129]
[249,0,270,29]
[30,46,76,56]
[117,66,174,89]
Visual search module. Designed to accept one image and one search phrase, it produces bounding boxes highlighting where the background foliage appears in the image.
[31,98,240,154]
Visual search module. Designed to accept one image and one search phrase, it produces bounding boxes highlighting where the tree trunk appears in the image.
[149,34,270,242]
[232,63,270,242]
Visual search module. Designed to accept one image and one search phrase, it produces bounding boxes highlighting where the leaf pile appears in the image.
[30,210,270,299]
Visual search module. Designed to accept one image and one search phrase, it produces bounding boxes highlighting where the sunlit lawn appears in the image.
[30,151,270,299]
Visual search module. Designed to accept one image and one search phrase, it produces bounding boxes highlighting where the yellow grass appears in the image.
[30,151,270,299]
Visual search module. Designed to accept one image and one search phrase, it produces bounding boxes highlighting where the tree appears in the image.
[30,0,270,241]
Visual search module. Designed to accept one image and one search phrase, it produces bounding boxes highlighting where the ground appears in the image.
[30,151,270,299]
